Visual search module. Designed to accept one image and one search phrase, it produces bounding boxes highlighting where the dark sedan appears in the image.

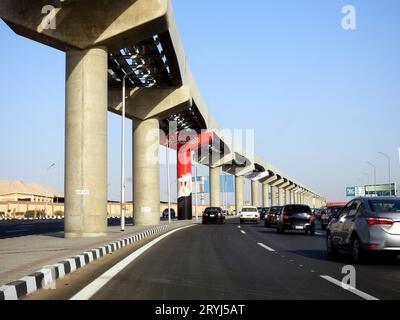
[202,207,225,224]
[264,206,283,228]
[258,207,269,220]
[276,204,315,235]
[162,208,176,220]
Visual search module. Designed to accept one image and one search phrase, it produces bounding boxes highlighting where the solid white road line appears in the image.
[257,243,275,252]
[320,275,379,301]
[240,230,246,234]
[315,232,324,236]
[238,226,241,229]
[70,225,194,300]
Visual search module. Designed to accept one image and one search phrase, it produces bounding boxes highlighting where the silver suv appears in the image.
[327,197,400,262]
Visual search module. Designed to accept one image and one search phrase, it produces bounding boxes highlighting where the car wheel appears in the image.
[265,222,270,228]
[321,224,326,230]
[240,219,243,225]
[310,229,315,236]
[327,232,338,259]
[352,236,365,263]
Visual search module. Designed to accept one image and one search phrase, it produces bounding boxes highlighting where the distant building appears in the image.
[0,180,61,203]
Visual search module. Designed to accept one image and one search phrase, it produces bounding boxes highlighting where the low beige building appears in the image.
[0,180,61,203]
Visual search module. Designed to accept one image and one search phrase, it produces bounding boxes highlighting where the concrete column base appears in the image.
[235,175,244,214]
[64,46,108,239]
[210,167,220,207]
[251,180,260,208]
[271,186,277,206]
[263,184,270,207]
[133,118,160,226]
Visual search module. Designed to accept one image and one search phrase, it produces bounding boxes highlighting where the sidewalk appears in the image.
[0,219,196,287]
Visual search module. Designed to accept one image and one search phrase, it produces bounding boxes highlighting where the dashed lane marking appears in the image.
[257,243,276,252]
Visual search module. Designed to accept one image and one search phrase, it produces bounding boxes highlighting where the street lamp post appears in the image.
[378,152,392,196]
[366,161,377,196]
[192,152,199,221]
[166,142,172,225]
[363,173,369,183]
[121,71,135,232]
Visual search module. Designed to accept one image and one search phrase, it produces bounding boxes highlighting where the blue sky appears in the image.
[0,0,399,203]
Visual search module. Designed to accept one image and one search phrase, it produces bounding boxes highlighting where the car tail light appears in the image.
[283,214,289,221]
[366,217,394,226]
[310,213,315,221]
[369,244,378,249]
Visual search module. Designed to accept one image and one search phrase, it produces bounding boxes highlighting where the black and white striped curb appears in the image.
[0,224,175,300]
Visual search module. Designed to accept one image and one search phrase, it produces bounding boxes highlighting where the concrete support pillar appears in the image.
[279,189,285,206]
[235,175,244,214]
[286,190,290,205]
[271,186,278,206]
[65,47,108,238]
[210,166,220,207]
[291,191,295,204]
[263,183,270,207]
[133,118,160,226]
[251,180,260,208]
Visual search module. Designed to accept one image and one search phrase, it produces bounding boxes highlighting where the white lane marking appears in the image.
[240,230,246,234]
[316,232,324,236]
[70,225,194,300]
[320,275,379,301]
[257,243,275,252]
[238,226,241,229]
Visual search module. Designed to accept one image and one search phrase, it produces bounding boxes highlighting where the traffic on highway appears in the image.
[0,196,395,303]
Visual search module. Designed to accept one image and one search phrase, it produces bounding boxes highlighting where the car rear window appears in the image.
[242,208,257,212]
[205,208,220,213]
[285,205,311,214]
[327,206,344,214]
[368,200,400,213]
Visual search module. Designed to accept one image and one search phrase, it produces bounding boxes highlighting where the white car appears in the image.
[239,206,260,224]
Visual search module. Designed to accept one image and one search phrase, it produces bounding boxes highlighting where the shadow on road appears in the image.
[289,249,400,266]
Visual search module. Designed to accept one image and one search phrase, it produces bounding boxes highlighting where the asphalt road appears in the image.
[25,218,400,300]
[0,218,134,239]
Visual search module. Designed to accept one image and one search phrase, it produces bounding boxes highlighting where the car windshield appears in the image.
[242,208,257,212]
[368,200,400,213]
[285,205,311,213]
